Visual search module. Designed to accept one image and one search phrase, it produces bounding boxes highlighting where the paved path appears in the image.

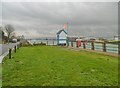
[64,47,119,57]
[0,43,19,63]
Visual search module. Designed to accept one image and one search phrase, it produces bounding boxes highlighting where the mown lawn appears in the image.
[2,46,118,86]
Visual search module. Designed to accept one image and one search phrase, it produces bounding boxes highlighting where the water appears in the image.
[28,39,57,45]
[29,39,118,54]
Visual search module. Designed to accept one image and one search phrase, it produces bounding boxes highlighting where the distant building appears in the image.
[114,35,120,41]
[57,29,67,45]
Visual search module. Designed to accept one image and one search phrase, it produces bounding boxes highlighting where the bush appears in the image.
[22,43,33,47]
[33,42,46,46]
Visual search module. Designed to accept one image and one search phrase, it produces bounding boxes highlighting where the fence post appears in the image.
[83,41,86,49]
[71,42,73,47]
[14,46,16,53]
[76,41,78,48]
[118,42,120,55]
[119,50,120,55]
[91,41,95,50]
[53,41,54,46]
[18,43,20,49]
[103,42,106,52]
[47,41,48,45]
[9,48,12,59]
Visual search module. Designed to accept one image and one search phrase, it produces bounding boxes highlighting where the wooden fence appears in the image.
[27,39,119,54]
[68,41,119,54]
[8,43,21,59]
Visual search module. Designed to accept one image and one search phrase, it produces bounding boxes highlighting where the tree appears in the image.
[0,27,3,37]
[21,35,25,39]
[0,27,3,42]
[5,24,15,43]
[0,26,8,44]
[0,26,4,41]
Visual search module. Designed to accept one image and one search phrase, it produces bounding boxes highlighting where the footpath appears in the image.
[65,47,119,57]
[0,43,19,63]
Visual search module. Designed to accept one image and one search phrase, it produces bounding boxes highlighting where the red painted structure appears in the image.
[76,40,81,47]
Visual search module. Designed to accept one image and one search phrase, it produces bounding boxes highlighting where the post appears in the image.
[9,48,12,59]
[71,42,73,47]
[83,41,86,49]
[53,41,54,46]
[14,46,16,53]
[18,44,20,49]
[67,37,69,47]
[118,42,120,55]
[103,42,106,52]
[47,41,48,45]
[91,41,95,50]
[67,22,69,47]
[76,41,78,48]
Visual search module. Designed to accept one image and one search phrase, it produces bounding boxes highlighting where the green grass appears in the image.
[2,46,118,86]
[0,64,2,87]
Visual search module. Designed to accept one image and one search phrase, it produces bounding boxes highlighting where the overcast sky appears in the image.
[0,2,118,39]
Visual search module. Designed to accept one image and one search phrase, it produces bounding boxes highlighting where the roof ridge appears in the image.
[57,29,67,34]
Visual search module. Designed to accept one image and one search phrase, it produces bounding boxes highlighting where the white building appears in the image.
[57,29,67,45]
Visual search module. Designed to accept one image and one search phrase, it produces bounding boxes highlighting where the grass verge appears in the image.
[2,46,118,86]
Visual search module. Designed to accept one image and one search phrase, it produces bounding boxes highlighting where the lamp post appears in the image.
[66,22,69,47]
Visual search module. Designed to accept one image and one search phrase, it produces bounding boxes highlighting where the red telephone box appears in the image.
[76,39,81,47]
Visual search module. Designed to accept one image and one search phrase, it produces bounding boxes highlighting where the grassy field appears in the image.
[2,46,118,86]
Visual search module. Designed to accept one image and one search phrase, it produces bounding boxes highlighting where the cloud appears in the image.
[1,2,118,39]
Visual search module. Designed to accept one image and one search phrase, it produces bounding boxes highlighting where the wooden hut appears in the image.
[57,29,67,46]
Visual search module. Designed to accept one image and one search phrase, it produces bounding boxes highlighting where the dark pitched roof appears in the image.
[57,29,67,35]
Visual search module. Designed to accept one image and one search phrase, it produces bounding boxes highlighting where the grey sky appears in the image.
[0,2,118,39]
